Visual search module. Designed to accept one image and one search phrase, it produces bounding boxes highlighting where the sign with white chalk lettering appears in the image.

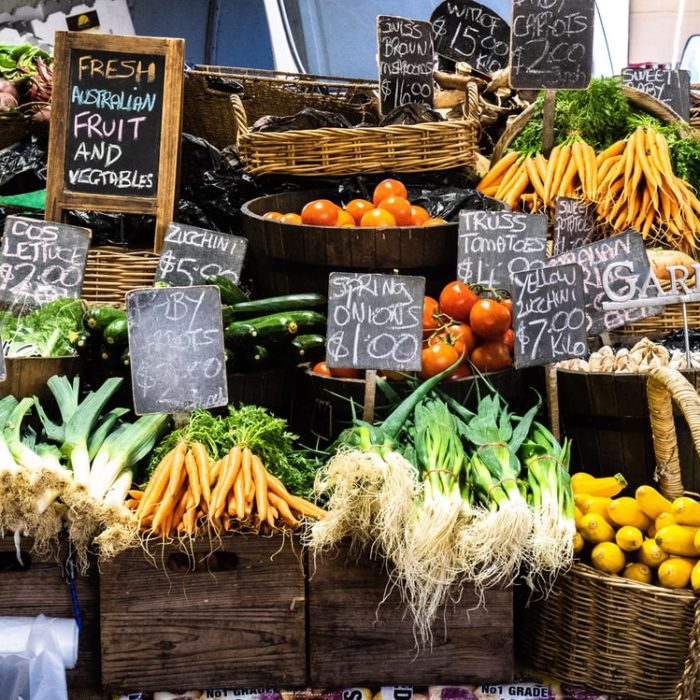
[512,263,588,368]
[430,0,510,75]
[552,197,596,256]
[457,211,548,292]
[621,67,690,121]
[326,272,425,372]
[0,215,90,307]
[155,223,247,287]
[127,286,228,415]
[510,0,595,90]
[546,230,657,335]
[377,15,434,114]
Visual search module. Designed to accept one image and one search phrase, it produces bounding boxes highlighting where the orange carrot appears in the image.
[192,443,211,507]
[477,151,520,191]
[184,450,201,508]
[251,453,269,523]
[167,441,188,497]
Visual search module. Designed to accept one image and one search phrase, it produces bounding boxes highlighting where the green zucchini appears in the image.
[85,306,126,333]
[103,318,129,346]
[120,348,130,368]
[240,344,270,371]
[230,293,327,320]
[247,310,327,344]
[279,333,326,366]
[221,304,235,327]
[224,321,257,347]
[205,275,248,305]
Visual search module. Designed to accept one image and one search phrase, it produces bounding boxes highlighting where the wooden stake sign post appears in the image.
[45,32,184,253]
[326,272,425,422]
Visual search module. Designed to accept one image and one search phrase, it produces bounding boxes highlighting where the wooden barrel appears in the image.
[241,190,459,298]
[557,369,700,491]
[0,356,82,401]
[227,367,300,419]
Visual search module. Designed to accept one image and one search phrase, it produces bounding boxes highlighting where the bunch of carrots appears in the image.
[127,441,326,539]
[477,126,700,254]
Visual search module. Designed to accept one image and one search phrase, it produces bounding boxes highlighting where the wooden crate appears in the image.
[308,547,514,686]
[100,534,306,693]
[0,536,101,694]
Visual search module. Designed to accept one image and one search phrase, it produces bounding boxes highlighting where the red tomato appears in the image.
[301,199,339,226]
[469,341,512,373]
[378,196,413,226]
[420,342,460,379]
[312,361,331,376]
[501,328,515,352]
[422,296,440,336]
[345,199,374,224]
[409,205,431,226]
[445,322,479,358]
[372,178,408,206]
[448,363,472,380]
[469,298,512,340]
[438,281,479,322]
[329,366,363,379]
[500,297,513,317]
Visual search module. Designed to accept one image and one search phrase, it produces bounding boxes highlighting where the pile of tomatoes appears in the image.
[421,280,514,379]
[263,178,447,228]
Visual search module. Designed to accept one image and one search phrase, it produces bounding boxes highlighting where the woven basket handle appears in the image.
[646,366,700,499]
[463,81,479,121]
[229,94,250,143]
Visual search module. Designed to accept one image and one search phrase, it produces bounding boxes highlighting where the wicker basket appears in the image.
[183,66,379,150]
[82,247,159,306]
[233,84,480,177]
[520,366,700,700]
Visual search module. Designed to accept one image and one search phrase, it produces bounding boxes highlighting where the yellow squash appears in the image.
[608,497,652,531]
[623,562,652,584]
[655,525,699,557]
[615,525,643,552]
[635,484,673,519]
[672,496,700,527]
[637,538,669,568]
[692,560,700,592]
[573,531,584,555]
[579,512,615,544]
[655,512,677,531]
[591,541,626,574]
[579,495,615,524]
[658,557,695,589]
[571,472,627,497]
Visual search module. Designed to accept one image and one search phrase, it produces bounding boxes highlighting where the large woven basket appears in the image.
[183,66,378,150]
[520,367,700,700]
[82,247,159,306]
[233,84,480,177]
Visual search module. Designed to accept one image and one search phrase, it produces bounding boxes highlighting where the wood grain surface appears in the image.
[308,546,514,686]
[100,534,306,693]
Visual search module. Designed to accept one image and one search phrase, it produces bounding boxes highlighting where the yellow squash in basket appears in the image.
[623,562,652,584]
[658,557,696,589]
[672,496,700,526]
[591,541,626,574]
[635,485,673,519]
[615,525,644,552]
[637,538,669,568]
[579,512,615,544]
[578,495,615,524]
[608,497,652,531]
[571,472,627,497]
[655,525,699,557]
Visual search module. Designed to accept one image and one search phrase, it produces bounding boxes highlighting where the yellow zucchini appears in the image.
[574,505,584,527]
[573,531,584,555]
[572,472,627,497]
[692,560,700,592]
[658,557,695,589]
[672,496,700,526]
[623,562,652,584]
[655,512,677,531]
[637,538,669,568]
[579,495,615,524]
[579,512,615,544]
[635,484,673,519]
[591,541,626,574]
[607,497,652,531]
[655,524,699,557]
[615,525,643,552]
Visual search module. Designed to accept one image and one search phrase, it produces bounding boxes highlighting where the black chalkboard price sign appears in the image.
[512,262,588,368]
[621,67,690,121]
[0,215,90,307]
[430,0,510,75]
[46,32,184,253]
[377,15,434,114]
[510,0,595,90]
[552,197,596,256]
[547,230,656,335]
[155,223,248,287]
[127,286,228,415]
[457,211,548,292]
[326,272,425,372]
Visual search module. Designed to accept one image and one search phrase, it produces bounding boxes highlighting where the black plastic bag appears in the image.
[0,137,46,194]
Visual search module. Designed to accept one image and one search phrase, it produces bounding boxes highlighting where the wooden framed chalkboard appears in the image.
[377,15,434,115]
[552,197,596,256]
[430,0,510,75]
[154,223,248,287]
[45,32,184,253]
[510,0,595,90]
[621,67,690,121]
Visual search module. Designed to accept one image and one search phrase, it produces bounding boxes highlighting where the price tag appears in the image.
[0,215,90,308]
[326,272,425,372]
[155,222,248,287]
[127,286,228,415]
[552,197,596,256]
[457,211,547,292]
[621,67,690,121]
[512,263,588,368]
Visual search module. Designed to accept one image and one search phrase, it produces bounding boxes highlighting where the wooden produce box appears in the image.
[308,547,514,686]
[100,534,306,693]
[0,536,101,694]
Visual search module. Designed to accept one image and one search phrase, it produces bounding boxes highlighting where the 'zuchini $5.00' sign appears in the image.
[326,272,425,372]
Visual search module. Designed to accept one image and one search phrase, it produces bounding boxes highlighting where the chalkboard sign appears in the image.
[326,272,425,372]
[430,0,510,75]
[510,0,595,90]
[0,215,90,307]
[46,32,184,253]
[512,263,588,368]
[552,197,596,256]
[546,230,656,335]
[155,223,248,287]
[377,15,434,114]
[621,67,690,121]
[127,286,228,415]
[457,211,548,292]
